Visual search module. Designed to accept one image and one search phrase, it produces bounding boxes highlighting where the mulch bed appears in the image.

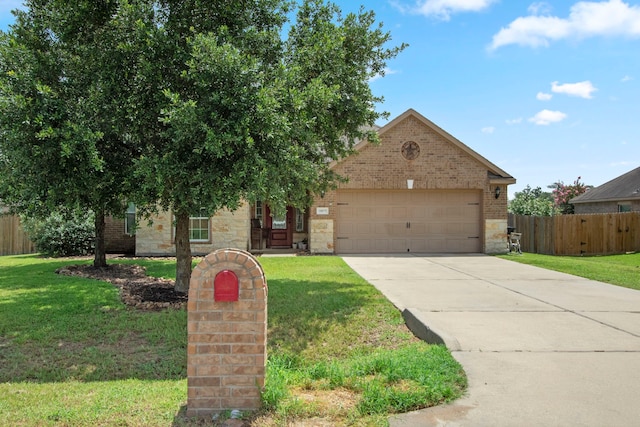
[55,263,187,310]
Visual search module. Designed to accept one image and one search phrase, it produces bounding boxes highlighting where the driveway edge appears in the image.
[402,308,462,351]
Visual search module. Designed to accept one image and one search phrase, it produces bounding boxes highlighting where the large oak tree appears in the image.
[1,0,405,292]
[129,0,405,293]
[0,1,140,267]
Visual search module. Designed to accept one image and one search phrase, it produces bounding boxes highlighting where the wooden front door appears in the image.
[265,206,294,248]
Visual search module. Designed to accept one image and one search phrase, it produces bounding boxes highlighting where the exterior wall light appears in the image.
[495,186,501,199]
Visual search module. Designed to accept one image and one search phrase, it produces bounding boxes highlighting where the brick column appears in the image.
[186,248,267,418]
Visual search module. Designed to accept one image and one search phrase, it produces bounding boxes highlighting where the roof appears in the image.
[336,108,515,184]
[571,166,640,204]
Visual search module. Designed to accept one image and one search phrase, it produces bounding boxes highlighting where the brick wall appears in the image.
[104,216,135,254]
[575,200,640,214]
[187,249,267,418]
[309,111,512,253]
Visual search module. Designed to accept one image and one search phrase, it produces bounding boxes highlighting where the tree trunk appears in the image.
[174,211,192,294]
[94,209,107,268]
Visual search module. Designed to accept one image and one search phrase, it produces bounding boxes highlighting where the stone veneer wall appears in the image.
[136,204,251,256]
[309,218,334,253]
[187,249,267,418]
[485,219,508,254]
[309,114,511,254]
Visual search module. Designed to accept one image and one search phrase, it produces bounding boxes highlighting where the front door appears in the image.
[265,206,294,248]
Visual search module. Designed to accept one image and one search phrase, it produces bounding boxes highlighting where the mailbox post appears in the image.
[186,249,267,418]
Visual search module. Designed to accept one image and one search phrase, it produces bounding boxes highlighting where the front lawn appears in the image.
[498,252,640,291]
[0,255,466,426]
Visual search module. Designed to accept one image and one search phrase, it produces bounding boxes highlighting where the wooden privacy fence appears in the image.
[509,212,640,256]
[0,214,36,256]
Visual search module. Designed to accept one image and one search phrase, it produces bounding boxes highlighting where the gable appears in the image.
[330,109,514,189]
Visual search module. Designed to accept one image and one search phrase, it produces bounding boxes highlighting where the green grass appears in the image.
[0,254,466,426]
[498,252,640,291]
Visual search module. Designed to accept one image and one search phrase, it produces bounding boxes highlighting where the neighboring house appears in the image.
[571,166,640,214]
[135,109,516,256]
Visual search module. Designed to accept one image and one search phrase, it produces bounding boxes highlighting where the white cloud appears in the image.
[528,2,553,15]
[489,0,640,50]
[481,126,495,134]
[537,92,553,100]
[529,109,567,125]
[609,160,633,166]
[551,80,597,98]
[621,75,633,82]
[395,0,498,21]
[506,117,523,125]
[369,68,399,83]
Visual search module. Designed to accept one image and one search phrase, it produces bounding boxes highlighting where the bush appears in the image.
[509,185,556,216]
[21,211,95,257]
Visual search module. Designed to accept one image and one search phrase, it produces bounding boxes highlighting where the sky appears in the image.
[1,0,639,198]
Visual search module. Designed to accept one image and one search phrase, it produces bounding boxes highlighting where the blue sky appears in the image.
[2,1,639,198]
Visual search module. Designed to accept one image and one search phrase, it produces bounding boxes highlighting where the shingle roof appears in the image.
[571,166,640,204]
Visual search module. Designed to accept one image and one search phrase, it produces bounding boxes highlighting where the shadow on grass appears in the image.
[266,276,375,358]
[0,257,187,384]
[1,255,376,385]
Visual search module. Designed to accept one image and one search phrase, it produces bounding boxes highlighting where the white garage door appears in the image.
[336,190,481,253]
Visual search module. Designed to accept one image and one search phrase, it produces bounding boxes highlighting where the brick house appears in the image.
[104,216,136,254]
[135,109,516,256]
[571,166,640,214]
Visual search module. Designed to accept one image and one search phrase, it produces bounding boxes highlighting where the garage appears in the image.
[336,190,481,253]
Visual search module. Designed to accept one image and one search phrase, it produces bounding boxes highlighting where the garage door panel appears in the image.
[426,238,446,252]
[388,238,409,252]
[463,223,479,234]
[356,207,374,219]
[391,207,407,219]
[336,190,481,254]
[410,223,426,234]
[446,238,480,253]
[355,223,374,235]
[336,221,355,235]
[408,206,427,218]
[408,238,428,252]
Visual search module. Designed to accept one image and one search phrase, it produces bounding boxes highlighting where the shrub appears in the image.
[21,211,95,256]
[552,177,590,215]
[508,185,556,216]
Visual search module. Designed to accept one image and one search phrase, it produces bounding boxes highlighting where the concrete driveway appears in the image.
[341,254,640,427]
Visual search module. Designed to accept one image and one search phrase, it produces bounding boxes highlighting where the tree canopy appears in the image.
[1,1,406,292]
[550,177,590,215]
[0,0,139,267]
[508,185,556,216]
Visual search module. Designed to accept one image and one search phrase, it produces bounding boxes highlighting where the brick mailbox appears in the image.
[186,248,267,418]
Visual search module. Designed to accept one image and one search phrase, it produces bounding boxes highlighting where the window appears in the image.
[124,202,136,235]
[255,201,263,227]
[618,204,632,213]
[272,213,286,230]
[295,208,305,232]
[189,210,210,242]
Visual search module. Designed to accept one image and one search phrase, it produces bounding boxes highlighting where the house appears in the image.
[135,109,516,256]
[104,216,136,254]
[571,166,640,214]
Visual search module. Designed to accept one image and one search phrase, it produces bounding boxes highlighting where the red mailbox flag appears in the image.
[214,270,239,302]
